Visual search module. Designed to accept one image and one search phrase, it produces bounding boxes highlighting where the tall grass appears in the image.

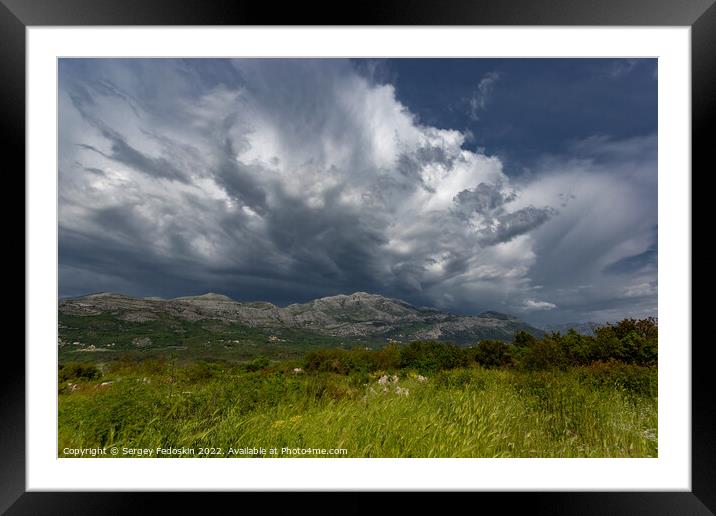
[58,364,657,458]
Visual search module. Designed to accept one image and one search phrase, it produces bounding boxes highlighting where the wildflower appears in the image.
[290,415,302,423]
[378,375,389,385]
[292,367,304,374]
[272,419,286,429]
[416,375,427,382]
[395,386,410,397]
[390,375,399,383]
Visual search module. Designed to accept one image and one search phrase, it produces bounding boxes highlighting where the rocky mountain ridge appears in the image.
[59,291,545,344]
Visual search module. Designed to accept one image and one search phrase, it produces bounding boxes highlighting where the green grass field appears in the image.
[58,359,657,458]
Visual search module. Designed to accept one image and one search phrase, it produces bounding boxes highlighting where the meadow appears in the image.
[58,318,658,458]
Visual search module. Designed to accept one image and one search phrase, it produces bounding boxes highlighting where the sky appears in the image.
[58,58,658,325]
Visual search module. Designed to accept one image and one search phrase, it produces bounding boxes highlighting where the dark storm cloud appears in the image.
[214,142,269,214]
[478,206,557,246]
[91,78,143,117]
[83,167,106,176]
[58,58,657,324]
[98,128,192,184]
[66,77,192,183]
[603,244,658,275]
[260,188,390,289]
[58,226,194,297]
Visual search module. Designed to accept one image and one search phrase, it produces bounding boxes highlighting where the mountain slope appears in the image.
[59,291,544,345]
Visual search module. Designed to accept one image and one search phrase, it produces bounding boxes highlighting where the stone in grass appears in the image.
[132,336,152,348]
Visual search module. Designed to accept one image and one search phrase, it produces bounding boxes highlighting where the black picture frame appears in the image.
[5,0,711,513]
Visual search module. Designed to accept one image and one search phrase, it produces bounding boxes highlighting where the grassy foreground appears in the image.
[58,361,657,458]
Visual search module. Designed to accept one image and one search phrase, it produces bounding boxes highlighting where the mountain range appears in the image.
[59,291,545,345]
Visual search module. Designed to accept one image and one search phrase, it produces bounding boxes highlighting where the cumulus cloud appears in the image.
[622,281,658,298]
[452,182,516,219]
[58,59,657,324]
[451,182,556,246]
[523,299,557,311]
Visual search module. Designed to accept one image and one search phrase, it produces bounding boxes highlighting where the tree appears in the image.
[474,339,513,368]
[521,335,567,371]
[560,329,594,365]
[513,330,537,347]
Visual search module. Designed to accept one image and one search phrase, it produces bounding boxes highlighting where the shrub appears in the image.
[303,346,401,375]
[304,349,362,374]
[244,356,270,372]
[371,343,401,371]
[520,335,567,371]
[514,317,658,369]
[621,330,658,365]
[593,318,658,365]
[559,329,595,366]
[473,339,513,368]
[399,341,467,373]
[59,363,102,383]
[513,330,538,348]
[303,373,356,400]
[577,361,657,398]
[180,361,221,382]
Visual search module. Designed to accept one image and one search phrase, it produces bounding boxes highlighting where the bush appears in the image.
[303,345,401,375]
[472,340,513,368]
[244,356,270,372]
[293,328,656,381]
[303,373,356,400]
[399,341,467,373]
[106,356,168,376]
[520,335,567,371]
[593,318,658,365]
[559,329,595,366]
[621,330,658,365]
[577,361,657,397]
[513,330,538,348]
[59,363,102,383]
[371,344,401,371]
[514,317,658,369]
[180,361,221,382]
[304,349,362,374]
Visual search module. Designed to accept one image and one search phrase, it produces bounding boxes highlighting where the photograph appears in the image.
[56,57,659,459]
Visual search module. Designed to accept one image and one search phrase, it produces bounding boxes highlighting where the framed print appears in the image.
[6,0,712,513]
